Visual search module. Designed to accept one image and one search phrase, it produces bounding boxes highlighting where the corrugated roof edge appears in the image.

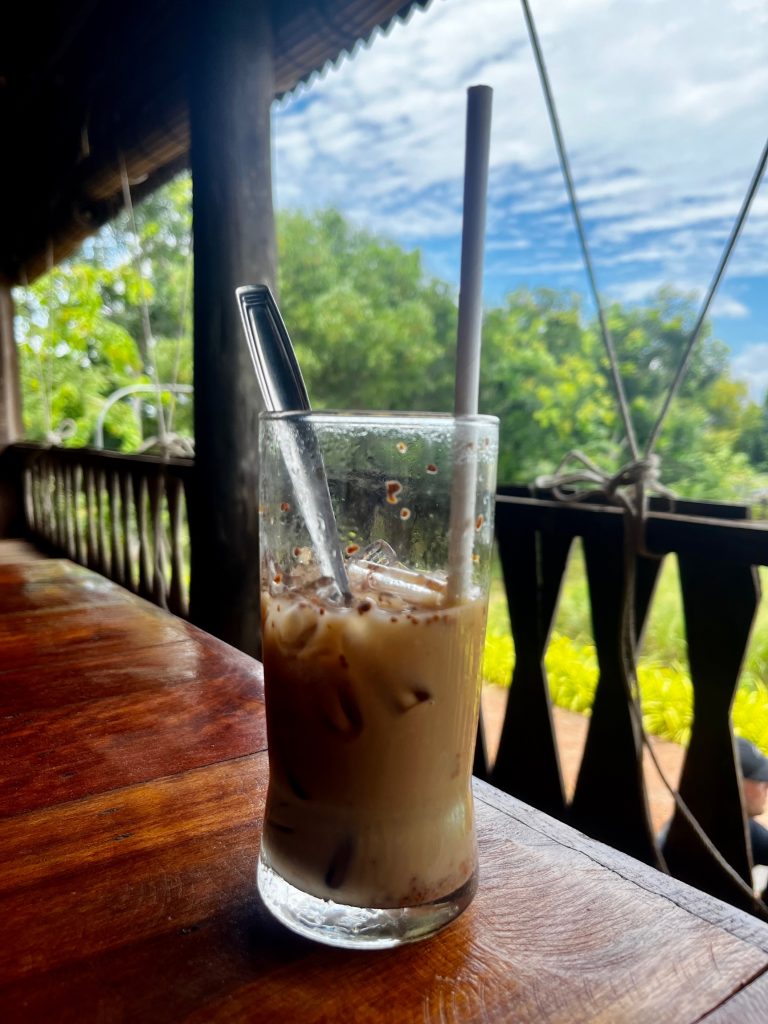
[276,0,432,101]
[5,0,432,284]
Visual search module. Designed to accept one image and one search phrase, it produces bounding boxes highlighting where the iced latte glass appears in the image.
[257,412,498,948]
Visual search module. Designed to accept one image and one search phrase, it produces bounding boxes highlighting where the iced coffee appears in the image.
[261,553,487,908]
[256,412,498,948]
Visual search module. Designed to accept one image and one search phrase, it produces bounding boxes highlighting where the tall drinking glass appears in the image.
[257,412,498,948]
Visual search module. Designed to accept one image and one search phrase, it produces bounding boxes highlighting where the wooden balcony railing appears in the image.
[14,443,194,618]
[483,485,768,917]
[6,444,768,916]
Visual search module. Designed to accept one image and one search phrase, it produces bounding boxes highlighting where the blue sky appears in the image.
[273,0,768,400]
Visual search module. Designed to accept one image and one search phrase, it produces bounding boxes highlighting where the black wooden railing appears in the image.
[479,485,768,916]
[13,443,194,618]
[6,444,768,915]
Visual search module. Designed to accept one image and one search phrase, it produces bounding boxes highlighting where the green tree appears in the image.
[15,262,145,448]
[13,182,766,504]
[735,396,768,472]
[602,289,765,499]
[277,209,456,412]
[15,175,194,451]
[480,289,617,484]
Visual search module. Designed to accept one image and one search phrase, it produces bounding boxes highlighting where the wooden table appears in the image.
[2,549,768,1023]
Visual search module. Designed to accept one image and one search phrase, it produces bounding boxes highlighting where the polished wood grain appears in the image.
[0,538,44,564]
[2,545,768,1022]
[0,646,266,817]
[703,970,768,1022]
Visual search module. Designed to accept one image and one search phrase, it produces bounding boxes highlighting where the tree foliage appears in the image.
[15,176,194,452]
[13,174,768,501]
[277,209,457,413]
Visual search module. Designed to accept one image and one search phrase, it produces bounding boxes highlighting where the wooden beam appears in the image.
[0,286,22,446]
[188,0,276,655]
[0,287,24,538]
[496,495,768,566]
[1,2,428,285]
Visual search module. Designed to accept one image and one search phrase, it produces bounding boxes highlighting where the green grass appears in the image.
[483,544,768,752]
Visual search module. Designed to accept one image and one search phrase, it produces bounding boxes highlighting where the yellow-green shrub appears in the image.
[482,628,768,753]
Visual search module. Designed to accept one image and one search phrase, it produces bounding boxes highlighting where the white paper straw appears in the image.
[448,85,493,604]
[454,85,493,417]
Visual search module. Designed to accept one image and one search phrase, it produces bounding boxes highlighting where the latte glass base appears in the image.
[257,851,477,950]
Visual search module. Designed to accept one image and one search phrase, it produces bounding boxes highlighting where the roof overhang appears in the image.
[0,0,428,283]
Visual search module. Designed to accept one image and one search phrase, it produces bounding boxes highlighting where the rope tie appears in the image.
[536,450,675,558]
[118,155,169,451]
[533,446,768,913]
[45,419,77,447]
[520,0,768,916]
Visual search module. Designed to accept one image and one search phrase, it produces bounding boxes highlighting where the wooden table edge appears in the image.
[474,778,768,955]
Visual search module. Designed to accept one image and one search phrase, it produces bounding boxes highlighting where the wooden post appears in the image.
[0,284,24,537]
[188,0,276,655]
[0,286,22,445]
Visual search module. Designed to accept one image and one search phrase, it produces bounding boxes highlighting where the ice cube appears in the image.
[347,560,446,609]
[349,539,400,567]
[278,560,347,606]
[271,601,319,654]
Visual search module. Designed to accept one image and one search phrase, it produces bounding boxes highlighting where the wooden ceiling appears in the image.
[0,0,427,284]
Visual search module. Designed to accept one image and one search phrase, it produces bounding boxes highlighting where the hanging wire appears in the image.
[79,108,91,162]
[616,527,767,914]
[118,156,169,450]
[117,156,179,608]
[520,0,768,913]
[165,228,194,438]
[519,0,639,461]
[644,136,768,456]
[42,243,55,441]
[34,243,79,447]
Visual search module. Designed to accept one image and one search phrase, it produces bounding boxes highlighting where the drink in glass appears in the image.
[257,412,498,948]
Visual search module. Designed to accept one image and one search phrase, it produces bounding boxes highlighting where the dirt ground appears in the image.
[481,684,686,834]
[481,684,768,843]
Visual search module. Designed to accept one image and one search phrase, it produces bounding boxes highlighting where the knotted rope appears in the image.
[521,0,768,913]
[536,450,675,558]
[536,447,767,912]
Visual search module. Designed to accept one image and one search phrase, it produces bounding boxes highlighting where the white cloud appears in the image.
[732,343,768,402]
[610,278,669,305]
[487,255,586,276]
[486,238,531,253]
[609,280,755,321]
[592,196,762,244]
[711,295,750,319]
[273,0,768,299]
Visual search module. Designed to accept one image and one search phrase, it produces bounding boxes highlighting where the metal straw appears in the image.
[236,285,351,603]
